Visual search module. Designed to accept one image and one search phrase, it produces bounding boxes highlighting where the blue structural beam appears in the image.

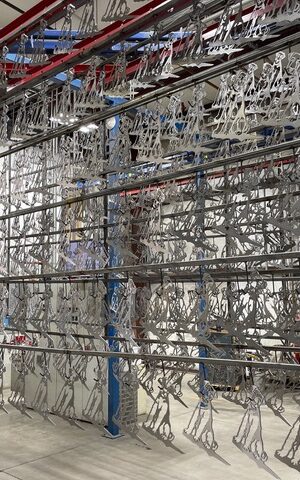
[105,97,127,438]
[106,323,121,437]
[8,30,185,54]
[40,29,184,40]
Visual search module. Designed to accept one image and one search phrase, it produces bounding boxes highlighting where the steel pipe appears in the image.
[6,185,300,241]
[1,138,299,221]
[4,328,300,353]
[0,343,299,371]
[1,250,300,282]
[2,269,300,283]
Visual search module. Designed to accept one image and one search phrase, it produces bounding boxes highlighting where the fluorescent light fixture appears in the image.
[79,123,99,133]
[106,117,116,130]
[87,123,98,130]
[50,113,78,125]
[79,126,90,133]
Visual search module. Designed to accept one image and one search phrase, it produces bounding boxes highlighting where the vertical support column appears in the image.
[196,167,209,405]
[106,289,121,438]
[4,150,12,328]
[105,98,126,438]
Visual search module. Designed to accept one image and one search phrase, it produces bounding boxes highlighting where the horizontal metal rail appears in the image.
[1,138,299,221]
[7,130,296,185]
[4,327,300,353]
[6,187,300,243]
[3,270,300,284]
[0,343,299,371]
[5,140,296,197]
[6,226,292,249]
[1,250,300,282]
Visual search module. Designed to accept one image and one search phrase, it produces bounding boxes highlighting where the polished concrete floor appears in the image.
[0,387,299,480]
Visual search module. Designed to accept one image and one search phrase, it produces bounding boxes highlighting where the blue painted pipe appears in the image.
[106,97,127,437]
[8,29,185,54]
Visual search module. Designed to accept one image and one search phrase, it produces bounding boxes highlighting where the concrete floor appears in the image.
[0,388,299,480]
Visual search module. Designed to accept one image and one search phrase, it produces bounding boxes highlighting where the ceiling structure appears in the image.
[0,0,299,149]
[3,0,295,118]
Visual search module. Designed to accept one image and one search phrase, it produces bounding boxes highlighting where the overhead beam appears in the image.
[2,0,197,102]
[3,0,248,112]
[5,1,249,85]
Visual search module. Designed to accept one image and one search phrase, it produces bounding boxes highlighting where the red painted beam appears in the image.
[3,0,194,101]
[71,2,257,83]
[74,2,256,85]
[2,1,254,82]
[0,0,87,48]
[4,0,259,96]
[4,61,116,76]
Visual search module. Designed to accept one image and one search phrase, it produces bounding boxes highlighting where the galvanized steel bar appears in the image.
[0,251,300,282]
[0,138,299,221]
[0,343,299,371]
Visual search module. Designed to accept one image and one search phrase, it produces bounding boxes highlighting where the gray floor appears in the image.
[0,389,299,480]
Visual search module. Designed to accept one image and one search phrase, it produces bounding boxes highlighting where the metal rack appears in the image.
[0,0,299,471]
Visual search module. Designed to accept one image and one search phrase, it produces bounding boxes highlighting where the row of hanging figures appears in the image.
[108,273,299,471]
[1,273,300,449]
[2,147,300,276]
[1,0,300,84]
[0,335,299,472]
[1,47,299,171]
[0,0,148,82]
[2,271,299,348]
[0,0,299,101]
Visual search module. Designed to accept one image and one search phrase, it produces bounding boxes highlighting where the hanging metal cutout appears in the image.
[30,19,48,65]
[102,0,131,22]
[77,0,98,39]
[54,4,75,54]
[0,46,8,89]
